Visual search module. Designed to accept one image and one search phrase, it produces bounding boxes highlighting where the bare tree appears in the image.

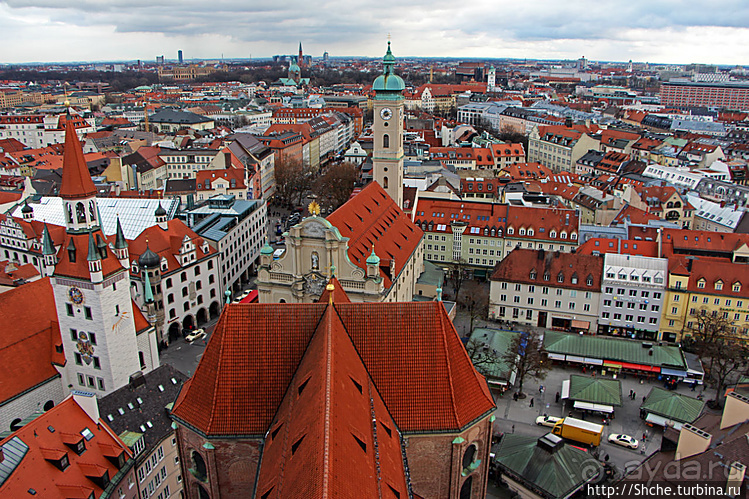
[464,338,503,378]
[501,330,549,396]
[313,161,358,211]
[684,311,749,407]
[274,157,314,207]
[458,280,489,335]
[448,258,469,300]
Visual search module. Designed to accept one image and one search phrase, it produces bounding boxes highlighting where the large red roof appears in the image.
[0,277,64,404]
[327,182,422,289]
[125,219,215,276]
[59,119,97,200]
[254,303,409,498]
[490,247,604,291]
[171,295,494,437]
[54,231,124,280]
[0,396,132,497]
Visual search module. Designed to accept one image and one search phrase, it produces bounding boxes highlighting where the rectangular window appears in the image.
[605,287,613,294]
[626,315,634,322]
[555,301,561,309]
[70,329,78,341]
[514,296,520,303]
[653,292,661,299]
[671,307,678,314]
[515,284,521,291]
[84,306,92,320]
[583,303,590,312]
[66,303,74,317]
[97,378,105,391]
[602,312,610,319]
[649,318,657,324]
[569,302,575,310]
[89,332,96,345]
[527,297,534,305]
[75,353,82,365]
[93,357,100,370]
[77,373,85,386]
[87,376,95,388]
[614,313,622,320]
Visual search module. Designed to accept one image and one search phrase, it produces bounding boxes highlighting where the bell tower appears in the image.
[371,41,405,209]
[50,116,156,398]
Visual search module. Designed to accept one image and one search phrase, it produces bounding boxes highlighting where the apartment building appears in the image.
[489,248,603,332]
[597,253,668,340]
[528,124,600,173]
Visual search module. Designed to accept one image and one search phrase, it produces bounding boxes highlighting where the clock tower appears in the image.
[50,115,157,398]
[372,41,405,209]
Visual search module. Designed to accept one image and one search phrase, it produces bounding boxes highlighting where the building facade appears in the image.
[489,248,603,332]
[597,253,668,340]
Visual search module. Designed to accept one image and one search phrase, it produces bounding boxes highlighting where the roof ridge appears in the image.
[206,310,229,434]
[436,302,460,428]
[321,305,334,497]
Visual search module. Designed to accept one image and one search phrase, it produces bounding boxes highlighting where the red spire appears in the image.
[59,118,96,200]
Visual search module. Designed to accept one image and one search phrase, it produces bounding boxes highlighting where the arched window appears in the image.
[460,476,473,499]
[383,177,389,189]
[89,201,96,222]
[191,450,208,482]
[462,444,477,469]
[43,400,55,411]
[66,203,73,223]
[383,134,390,149]
[76,202,86,224]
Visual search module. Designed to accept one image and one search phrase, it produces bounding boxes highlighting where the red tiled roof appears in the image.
[490,247,604,290]
[54,231,124,280]
[327,182,422,289]
[132,300,151,333]
[59,119,97,199]
[0,277,64,404]
[685,258,749,298]
[195,167,246,191]
[0,191,22,205]
[125,219,215,276]
[491,142,525,158]
[662,228,749,256]
[171,296,495,437]
[254,303,409,498]
[0,396,133,497]
[0,138,27,152]
[0,260,40,285]
[501,162,552,180]
[613,204,660,225]
[576,238,659,257]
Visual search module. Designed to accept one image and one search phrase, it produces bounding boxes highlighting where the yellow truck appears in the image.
[551,417,603,446]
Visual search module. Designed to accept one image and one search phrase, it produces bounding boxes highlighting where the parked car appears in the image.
[608,433,639,449]
[185,329,206,343]
[535,415,563,427]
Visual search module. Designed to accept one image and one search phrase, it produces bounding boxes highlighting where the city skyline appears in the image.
[2,0,749,66]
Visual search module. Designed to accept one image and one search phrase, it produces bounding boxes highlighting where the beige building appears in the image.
[528,124,600,173]
[257,182,426,303]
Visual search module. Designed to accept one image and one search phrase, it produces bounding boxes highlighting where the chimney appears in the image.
[720,392,749,430]
[675,423,712,461]
[225,152,232,168]
[129,371,146,390]
[727,462,746,498]
[72,391,100,423]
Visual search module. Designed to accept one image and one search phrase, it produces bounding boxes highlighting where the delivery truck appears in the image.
[551,417,603,446]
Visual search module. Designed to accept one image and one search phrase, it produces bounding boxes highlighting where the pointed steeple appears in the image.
[114,217,127,250]
[60,118,97,200]
[143,267,154,303]
[87,232,100,262]
[42,224,55,255]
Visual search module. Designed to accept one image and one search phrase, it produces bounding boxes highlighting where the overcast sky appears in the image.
[2,0,749,65]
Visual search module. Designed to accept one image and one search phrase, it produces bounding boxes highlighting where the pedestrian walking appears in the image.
[529,398,534,407]
[629,389,634,398]
[632,391,636,400]
[555,392,560,403]
[691,383,696,391]
[511,424,515,433]
[643,395,647,403]
[539,385,543,394]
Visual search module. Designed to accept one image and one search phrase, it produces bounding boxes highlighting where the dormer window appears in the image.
[543,272,550,281]
[530,270,537,280]
[519,228,526,236]
[714,280,723,291]
[571,274,578,284]
[586,275,593,286]
[561,231,568,239]
[131,262,138,274]
[571,232,578,240]
[697,279,706,289]
[528,229,534,236]
[733,282,741,292]
[557,272,564,283]
[507,227,514,235]
[550,230,557,238]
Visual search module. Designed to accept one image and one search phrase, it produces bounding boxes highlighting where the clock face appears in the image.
[380,107,393,121]
[68,286,84,305]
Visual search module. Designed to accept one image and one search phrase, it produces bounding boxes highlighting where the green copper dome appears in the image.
[373,41,405,93]
[260,240,274,255]
[366,247,380,266]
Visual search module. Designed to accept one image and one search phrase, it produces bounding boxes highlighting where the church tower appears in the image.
[298,42,304,68]
[50,117,154,397]
[371,41,405,209]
